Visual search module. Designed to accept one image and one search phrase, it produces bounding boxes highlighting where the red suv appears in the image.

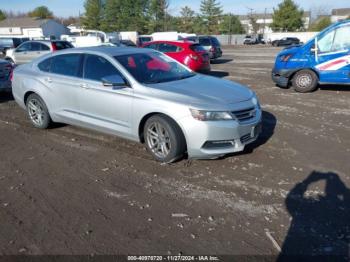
[142,41,210,72]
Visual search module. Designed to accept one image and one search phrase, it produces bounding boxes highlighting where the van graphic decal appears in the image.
[316,55,350,71]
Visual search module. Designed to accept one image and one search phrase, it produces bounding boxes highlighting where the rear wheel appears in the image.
[292,69,318,93]
[144,115,186,163]
[26,94,52,129]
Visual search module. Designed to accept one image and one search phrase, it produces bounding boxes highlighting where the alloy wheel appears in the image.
[146,122,172,159]
[27,98,46,126]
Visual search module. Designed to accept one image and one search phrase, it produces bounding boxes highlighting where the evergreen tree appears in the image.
[101,0,120,32]
[219,14,244,34]
[82,0,103,30]
[179,6,195,32]
[148,0,169,32]
[200,0,223,34]
[0,10,6,21]
[28,6,53,19]
[309,16,331,32]
[271,0,304,32]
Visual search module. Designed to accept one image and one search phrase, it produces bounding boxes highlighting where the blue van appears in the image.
[272,20,350,92]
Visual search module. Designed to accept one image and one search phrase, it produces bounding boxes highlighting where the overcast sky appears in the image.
[0,0,349,17]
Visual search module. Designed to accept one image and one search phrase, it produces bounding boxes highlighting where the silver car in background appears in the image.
[5,40,73,65]
[12,47,262,162]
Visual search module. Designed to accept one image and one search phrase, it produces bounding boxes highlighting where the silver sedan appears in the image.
[11,47,262,162]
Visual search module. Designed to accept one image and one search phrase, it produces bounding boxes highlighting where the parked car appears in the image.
[272,37,300,47]
[0,37,29,55]
[120,40,137,47]
[5,40,73,65]
[198,36,222,60]
[0,59,12,92]
[244,35,265,45]
[272,19,350,92]
[143,40,210,72]
[12,47,262,162]
[138,35,152,47]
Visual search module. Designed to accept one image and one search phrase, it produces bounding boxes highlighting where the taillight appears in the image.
[9,69,14,82]
[189,54,199,61]
[51,43,57,51]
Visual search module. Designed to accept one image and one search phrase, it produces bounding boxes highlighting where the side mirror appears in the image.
[102,74,129,87]
[310,44,318,53]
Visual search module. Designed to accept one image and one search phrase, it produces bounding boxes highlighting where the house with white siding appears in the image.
[331,8,350,23]
[0,17,69,40]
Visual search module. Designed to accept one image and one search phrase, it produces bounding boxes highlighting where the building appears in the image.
[239,12,311,34]
[67,23,84,35]
[0,17,69,40]
[331,8,350,22]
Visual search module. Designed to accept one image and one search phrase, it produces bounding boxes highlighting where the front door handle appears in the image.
[45,77,52,83]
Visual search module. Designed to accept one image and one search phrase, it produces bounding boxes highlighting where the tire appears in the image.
[26,93,52,129]
[292,69,318,93]
[144,115,186,163]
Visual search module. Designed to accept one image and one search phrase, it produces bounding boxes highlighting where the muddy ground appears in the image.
[0,46,349,258]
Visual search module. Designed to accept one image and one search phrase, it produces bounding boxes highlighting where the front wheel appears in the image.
[26,94,52,129]
[292,69,318,93]
[144,115,186,163]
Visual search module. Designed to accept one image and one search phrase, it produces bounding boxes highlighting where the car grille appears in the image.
[231,107,256,122]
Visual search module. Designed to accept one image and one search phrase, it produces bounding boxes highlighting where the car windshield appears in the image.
[53,41,73,50]
[114,52,195,84]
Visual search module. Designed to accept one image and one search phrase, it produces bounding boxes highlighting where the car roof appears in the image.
[52,46,155,57]
[144,40,195,47]
[22,40,69,43]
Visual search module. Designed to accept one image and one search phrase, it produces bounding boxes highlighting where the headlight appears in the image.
[251,93,261,109]
[280,54,293,62]
[190,109,233,121]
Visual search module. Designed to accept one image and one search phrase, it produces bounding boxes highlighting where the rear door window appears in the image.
[158,43,180,53]
[30,42,41,51]
[144,43,158,50]
[50,54,82,77]
[39,43,50,51]
[190,44,206,52]
[83,54,122,82]
[38,58,52,72]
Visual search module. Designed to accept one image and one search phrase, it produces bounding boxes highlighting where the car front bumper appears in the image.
[271,68,298,88]
[178,108,262,159]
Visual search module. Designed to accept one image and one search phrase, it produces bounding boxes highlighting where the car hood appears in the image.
[146,74,253,109]
[278,45,301,56]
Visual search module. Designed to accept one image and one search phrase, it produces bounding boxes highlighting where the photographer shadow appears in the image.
[278,171,350,261]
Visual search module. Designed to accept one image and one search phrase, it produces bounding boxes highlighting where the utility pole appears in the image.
[263,8,267,36]
[228,13,232,45]
[246,6,254,34]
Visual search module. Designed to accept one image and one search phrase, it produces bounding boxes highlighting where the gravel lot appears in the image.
[0,46,349,258]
